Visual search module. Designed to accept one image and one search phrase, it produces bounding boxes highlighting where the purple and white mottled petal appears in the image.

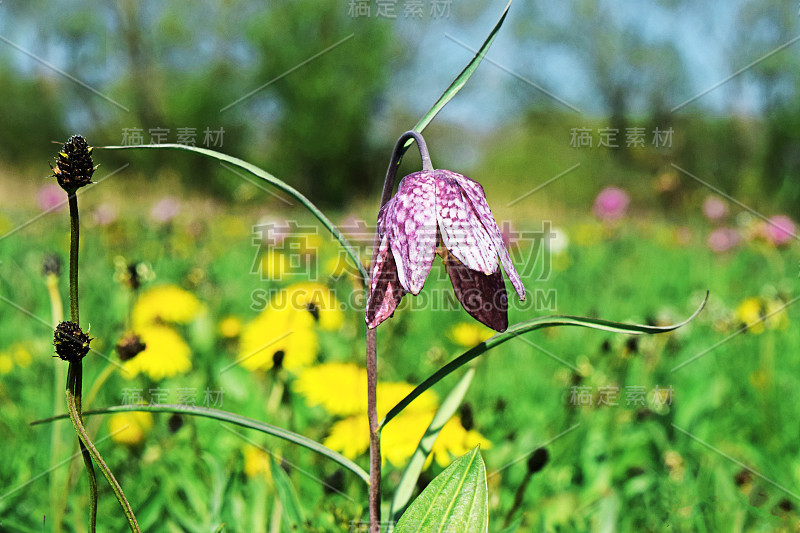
[445,254,509,332]
[454,172,526,300]
[386,172,437,295]
[366,234,405,329]
[434,173,498,275]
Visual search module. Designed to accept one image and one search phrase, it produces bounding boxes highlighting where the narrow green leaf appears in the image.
[268,454,306,531]
[412,0,513,135]
[499,516,524,533]
[394,446,488,533]
[381,293,707,428]
[390,366,476,522]
[30,404,369,485]
[96,143,368,282]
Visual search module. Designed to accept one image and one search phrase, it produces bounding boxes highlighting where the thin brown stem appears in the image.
[366,327,380,532]
[365,130,433,531]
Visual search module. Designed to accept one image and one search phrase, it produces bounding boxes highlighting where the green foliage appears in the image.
[394,446,488,533]
[390,367,477,522]
[243,0,395,205]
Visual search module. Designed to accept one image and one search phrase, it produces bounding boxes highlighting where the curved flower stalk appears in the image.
[367,167,525,332]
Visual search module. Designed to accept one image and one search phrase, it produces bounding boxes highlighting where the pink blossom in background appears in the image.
[764,215,796,247]
[150,197,181,223]
[93,203,118,226]
[707,227,741,253]
[702,196,728,222]
[37,184,65,212]
[593,186,630,221]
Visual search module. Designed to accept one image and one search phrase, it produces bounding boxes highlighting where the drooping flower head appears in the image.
[366,169,525,332]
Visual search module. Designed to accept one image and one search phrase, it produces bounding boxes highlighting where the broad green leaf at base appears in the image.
[393,446,488,533]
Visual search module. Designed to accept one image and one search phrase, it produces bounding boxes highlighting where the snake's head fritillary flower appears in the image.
[366,169,525,332]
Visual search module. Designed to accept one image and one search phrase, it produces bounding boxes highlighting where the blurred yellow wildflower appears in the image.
[238,306,318,372]
[10,344,32,368]
[324,254,356,280]
[219,316,243,339]
[573,223,604,246]
[297,362,490,468]
[243,444,272,480]
[447,322,494,348]
[132,284,202,328]
[736,297,789,334]
[109,411,154,446]
[294,363,438,416]
[0,354,13,375]
[273,282,345,331]
[122,325,192,380]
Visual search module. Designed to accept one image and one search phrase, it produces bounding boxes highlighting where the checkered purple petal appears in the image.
[434,172,498,275]
[451,171,526,300]
[445,254,509,332]
[386,172,437,295]
[366,233,405,329]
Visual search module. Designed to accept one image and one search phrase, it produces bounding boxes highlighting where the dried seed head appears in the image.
[53,321,91,362]
[116,332,146,362]
[50,135,97,192]
[42,253,63,277]
[526,447,549,474]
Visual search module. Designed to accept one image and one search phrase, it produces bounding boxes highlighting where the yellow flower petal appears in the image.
[11,344,32,368]
[109,411,154,446]
[447,322,494,348]
[238,307,318,372]
[243,445,272,479]
[132,285,202,328]
[323,415,370,460]
[122,325,192,381]
[219,316,243,339]
[0,354,13,375]
[294,363,439,417]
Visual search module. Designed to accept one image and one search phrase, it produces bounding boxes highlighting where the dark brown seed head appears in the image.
[42,253,62,277]
[50,135,97,192]
[116,332,146,362]
[53,321,91,362]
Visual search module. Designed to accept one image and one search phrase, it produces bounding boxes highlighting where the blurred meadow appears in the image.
[1,1,799,531]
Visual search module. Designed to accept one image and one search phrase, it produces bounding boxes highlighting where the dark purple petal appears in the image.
[386,172,437,295]
[434,173,498,275]
[445,254,509,332]
[451,171,526,301]
[366,235,406,329]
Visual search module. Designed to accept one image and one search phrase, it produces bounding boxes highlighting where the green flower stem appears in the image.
[67,192,98,532]
[66,190,139,533]
[66,362,98,532]
[65,373,140,533]
[68,194,80,322]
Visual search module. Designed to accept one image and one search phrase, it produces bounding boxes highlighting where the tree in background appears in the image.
[0,0,396,203]
[243,0,395,204]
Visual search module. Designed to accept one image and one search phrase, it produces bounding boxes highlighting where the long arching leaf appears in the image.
[380,293,708,429]
[97,143,369,283]
[31,404,369,485]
